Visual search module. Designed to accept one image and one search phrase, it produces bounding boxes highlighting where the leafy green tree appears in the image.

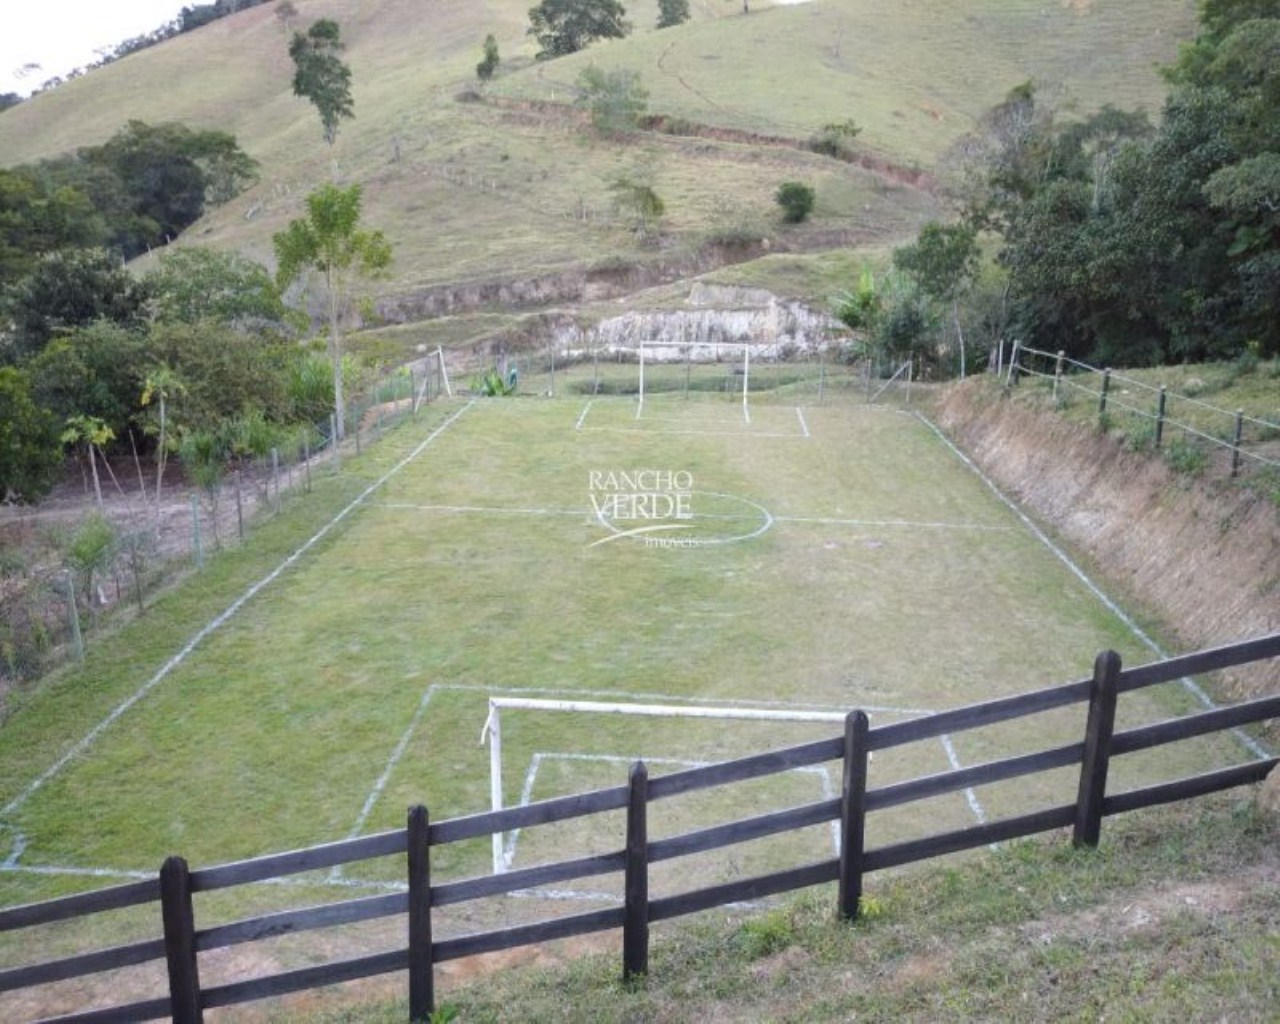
[180,426,232,544]
[25,322,150,438]
[576,65,649,134]
[835,267,882,335]
[140,366,185,524]
[273,183,392,440]
[61,415,115,512]
[2,247,150,360]
[657,0,690,28]
[0,167,102,288]
[0,367,62,503]
[893,221,980,376]
[148,321,295,432]
[528,0,631,60]
[289,19,354,145]
[774,181,815,223]
[476,34,500,81]
[609,175,665,238]
[144,247,291,330]
[66,513,116,628]
[85,120,258,251]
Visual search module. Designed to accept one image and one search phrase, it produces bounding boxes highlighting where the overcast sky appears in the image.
[1,1,185,97]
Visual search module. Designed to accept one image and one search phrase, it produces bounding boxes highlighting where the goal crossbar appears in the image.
[479,696,847,874]
[638,341,751,411]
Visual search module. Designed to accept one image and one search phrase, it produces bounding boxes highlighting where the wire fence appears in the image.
[0,362,447,703]
[446,340,916,407]
[1006,343,1280,480]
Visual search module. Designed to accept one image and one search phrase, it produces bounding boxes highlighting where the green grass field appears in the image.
[1,393,1254,912]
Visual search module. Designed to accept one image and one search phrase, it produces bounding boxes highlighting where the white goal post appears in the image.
[479,696,848,875]
[637,341,752,413]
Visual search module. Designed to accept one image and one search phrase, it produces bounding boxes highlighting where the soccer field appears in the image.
[0,394,1250,922]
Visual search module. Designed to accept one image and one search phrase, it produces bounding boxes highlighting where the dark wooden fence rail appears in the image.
[2,635,1277,1023]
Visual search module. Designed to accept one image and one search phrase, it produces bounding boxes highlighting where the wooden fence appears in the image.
[2,634,1277,1023]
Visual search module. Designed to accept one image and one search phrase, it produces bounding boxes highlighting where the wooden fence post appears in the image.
[1098,368,1111,418]
[1155,385,1167,448]
[623,760,649,981]
[1073,650,1121,847]
[1053,350,1065,401]
[160,855,203,1024]
[838,711,870,920]
[408,804,433,1022]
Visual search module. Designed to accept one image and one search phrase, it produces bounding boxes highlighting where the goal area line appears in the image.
[479,697,988,877]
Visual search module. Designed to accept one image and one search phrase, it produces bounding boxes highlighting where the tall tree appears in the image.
[528,0,631,60]
[893,222,980,377]
[273,183,391,441]
[289,19,354,145]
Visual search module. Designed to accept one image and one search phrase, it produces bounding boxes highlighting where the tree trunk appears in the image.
[155,395,167,528]
[328,266,345,440]
[88,444,104,512]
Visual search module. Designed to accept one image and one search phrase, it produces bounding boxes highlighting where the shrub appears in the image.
[775,181,815,223]
[1164,439,1209,475]
[807,118,862,159]
[576,65,648,134]
[476,34,499,81]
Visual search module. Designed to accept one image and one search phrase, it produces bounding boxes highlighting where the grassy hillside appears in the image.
[0,0,1198,312]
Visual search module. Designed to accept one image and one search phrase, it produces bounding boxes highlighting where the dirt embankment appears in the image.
[935,380,1279,712]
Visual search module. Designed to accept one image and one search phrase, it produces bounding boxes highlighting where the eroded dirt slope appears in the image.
[935,380,1279,715]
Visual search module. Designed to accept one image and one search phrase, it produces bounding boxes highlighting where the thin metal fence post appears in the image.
[191,494,203,569]
[1073,650,1121,848]
[623,760,649,981]
[1005,341,1021,388]
[271,448,281,514]
[408,805,433,1021]
[65,573,84,661]
[838,711,870,920]
[160,855,203,1023]
[1231,410,1244,477]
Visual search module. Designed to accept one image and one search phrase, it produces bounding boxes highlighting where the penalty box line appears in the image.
[0,402,477,832]
[344,682,939,845]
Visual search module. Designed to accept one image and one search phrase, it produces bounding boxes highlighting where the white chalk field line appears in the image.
[1,402,476,830]
[918,412,1270,761]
